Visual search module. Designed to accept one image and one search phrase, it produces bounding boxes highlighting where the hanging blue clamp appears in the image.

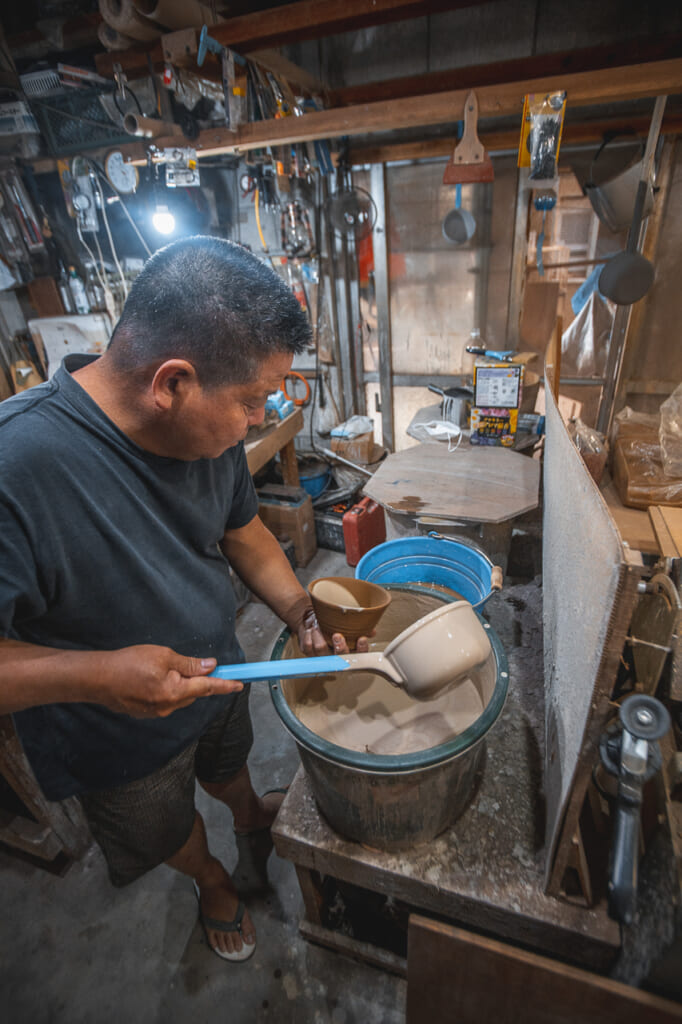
[197,25,246,67]
[534,191,557,277]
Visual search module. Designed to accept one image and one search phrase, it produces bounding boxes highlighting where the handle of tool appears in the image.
[211,655,350,682]
[212,651,404,686]
[626,95,666,253]
[454,91,484,165]
[608,794,640,925]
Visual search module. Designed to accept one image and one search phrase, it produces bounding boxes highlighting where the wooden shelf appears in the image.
[115,57,682,164]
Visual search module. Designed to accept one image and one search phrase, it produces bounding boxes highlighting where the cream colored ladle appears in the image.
[211,600,492,701]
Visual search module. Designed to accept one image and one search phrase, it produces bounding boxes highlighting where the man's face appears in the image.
[172,350,293,460]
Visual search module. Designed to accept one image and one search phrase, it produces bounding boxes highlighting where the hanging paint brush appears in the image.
[443,91,494,185]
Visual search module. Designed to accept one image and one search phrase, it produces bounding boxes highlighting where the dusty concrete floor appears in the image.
[0,548,406,1024]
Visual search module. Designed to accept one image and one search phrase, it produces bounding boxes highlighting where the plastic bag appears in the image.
[613,437,682,509]
[331,415,373,439]
[568,418,607,484]
[527,92,567,183]
[659,384,682,477]
[614,405,660,441]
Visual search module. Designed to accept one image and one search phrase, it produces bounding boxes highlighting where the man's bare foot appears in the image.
[196,860,256,957]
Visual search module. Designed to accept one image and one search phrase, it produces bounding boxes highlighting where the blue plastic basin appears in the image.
[355,532,496,610]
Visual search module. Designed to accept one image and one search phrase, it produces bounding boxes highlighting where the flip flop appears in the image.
[193,881,256,962]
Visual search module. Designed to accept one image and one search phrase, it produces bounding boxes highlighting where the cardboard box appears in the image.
[258,484,317,566]
[613,438,682,509]
[331,431,374,464]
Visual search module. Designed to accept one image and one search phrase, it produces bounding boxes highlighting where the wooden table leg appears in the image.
[295,865,324,925]
[280,439,300,487]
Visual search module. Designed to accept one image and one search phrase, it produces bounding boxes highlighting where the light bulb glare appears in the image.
[152,205,175,234]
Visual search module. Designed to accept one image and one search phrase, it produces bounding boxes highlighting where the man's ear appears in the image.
[151,360,199,411]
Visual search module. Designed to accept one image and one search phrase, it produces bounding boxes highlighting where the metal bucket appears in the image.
[355,533,501,609]
[268,586,508,851]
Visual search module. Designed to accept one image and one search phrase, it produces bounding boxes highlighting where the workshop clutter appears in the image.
[611,404,682,509]
[314,496,386,568]
[567,418,608,485]
[330,415,374,463]
[257,484,317,567]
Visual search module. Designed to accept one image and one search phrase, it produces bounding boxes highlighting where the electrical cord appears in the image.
[90,172,128,300]
[113,85,143,119]
[90,164,152,259]
[75,220,108,297]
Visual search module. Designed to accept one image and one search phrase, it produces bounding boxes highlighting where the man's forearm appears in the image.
[0,638,233,718]
[0,639,112,714]
[221,517,312,633]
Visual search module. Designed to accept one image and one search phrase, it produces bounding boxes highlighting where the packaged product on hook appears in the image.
[518,91,567,184]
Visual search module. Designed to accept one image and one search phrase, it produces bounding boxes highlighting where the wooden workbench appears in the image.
[244,408,303,485]
[272,661,620,976]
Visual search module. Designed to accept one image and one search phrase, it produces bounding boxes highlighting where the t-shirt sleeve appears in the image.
[224,442,259,531]
[0,498,47,638]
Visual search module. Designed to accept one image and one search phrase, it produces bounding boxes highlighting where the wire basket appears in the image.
[29,87,131,156]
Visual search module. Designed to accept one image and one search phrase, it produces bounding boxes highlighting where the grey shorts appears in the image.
[80,689,253,887]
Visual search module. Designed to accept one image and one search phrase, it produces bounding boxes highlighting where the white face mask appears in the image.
[420,420,463,451]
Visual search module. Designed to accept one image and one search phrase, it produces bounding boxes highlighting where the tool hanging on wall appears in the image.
[533,190,557,276]
[443,90,494,185]
[598,95,666,306]
[197,24,246,131]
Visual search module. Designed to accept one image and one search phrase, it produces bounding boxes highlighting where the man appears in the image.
[0,236,355,962]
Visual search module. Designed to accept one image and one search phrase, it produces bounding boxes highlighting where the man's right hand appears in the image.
[89,645,239,718]
[0,638,241,718]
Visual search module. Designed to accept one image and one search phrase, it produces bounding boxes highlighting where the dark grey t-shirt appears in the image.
[0,355,259,799]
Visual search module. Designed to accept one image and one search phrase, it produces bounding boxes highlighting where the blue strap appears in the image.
[536,210,547,276]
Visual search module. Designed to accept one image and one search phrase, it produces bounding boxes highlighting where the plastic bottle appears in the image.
[57,263,75,314]
[68,266,90,315]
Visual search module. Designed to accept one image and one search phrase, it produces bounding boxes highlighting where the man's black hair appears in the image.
[107,235,312,386]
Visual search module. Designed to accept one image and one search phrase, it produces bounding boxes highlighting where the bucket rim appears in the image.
[268,584,509,774]
[356,533,494,573]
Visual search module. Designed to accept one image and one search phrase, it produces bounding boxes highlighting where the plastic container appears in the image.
[299,462,331,499]
[355,532,502,610]
[342,496,386,567]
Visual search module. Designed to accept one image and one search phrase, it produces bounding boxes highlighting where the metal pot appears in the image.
[268,586,508,850]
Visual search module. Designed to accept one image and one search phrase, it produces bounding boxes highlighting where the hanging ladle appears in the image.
[442,183,477,244]
[598,96,666,306]
[210,600,492,701]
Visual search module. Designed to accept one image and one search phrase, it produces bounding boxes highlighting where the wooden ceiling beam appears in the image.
[95,0,486,78]
[120,57,682,164]
[347,114,682,165]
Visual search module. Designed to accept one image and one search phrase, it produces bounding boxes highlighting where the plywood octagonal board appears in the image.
[543,366,643,896]
[363,442,540,523]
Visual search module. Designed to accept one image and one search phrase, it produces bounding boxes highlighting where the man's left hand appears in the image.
[296,607,370,656]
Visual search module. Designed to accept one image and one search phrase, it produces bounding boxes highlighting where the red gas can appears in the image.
[342,497,386,567]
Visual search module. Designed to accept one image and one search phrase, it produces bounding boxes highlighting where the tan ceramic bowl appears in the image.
[308,576,391,650]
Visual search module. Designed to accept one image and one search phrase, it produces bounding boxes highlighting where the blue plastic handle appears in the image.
[210,655,350,683]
